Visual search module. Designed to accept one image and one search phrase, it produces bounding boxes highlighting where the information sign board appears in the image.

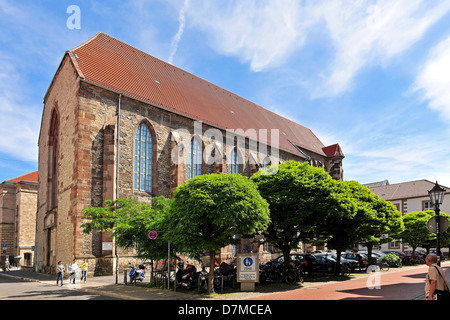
[237,253,259,283]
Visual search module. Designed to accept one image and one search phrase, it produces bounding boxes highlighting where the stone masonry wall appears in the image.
[36,54,81,273]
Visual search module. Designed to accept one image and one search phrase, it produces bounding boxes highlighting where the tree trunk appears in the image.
[334,250,342,276]
[208,250,215,293]
[282,247,291,269]
[367,243,374,265]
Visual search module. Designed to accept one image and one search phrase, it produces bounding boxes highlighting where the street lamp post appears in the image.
[428,181,446,266]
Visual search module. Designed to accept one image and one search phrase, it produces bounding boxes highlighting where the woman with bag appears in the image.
[425,254,449,301]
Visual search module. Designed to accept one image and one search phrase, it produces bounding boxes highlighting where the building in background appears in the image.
[365,179,450,253]
[0,171,38,267]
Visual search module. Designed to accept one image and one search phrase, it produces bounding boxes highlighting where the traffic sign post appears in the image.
[427,216,449,233]
[148,231,158,240]
[147,230,171,290]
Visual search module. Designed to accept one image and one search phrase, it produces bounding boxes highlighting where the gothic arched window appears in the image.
[187,137,202,180]
[134,123,153,192]
[49,109,59,208]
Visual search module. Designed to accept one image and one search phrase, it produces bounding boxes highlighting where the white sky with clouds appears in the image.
[1,0,450,188]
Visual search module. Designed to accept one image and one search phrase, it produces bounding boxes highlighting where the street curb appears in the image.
[78,287,142,300]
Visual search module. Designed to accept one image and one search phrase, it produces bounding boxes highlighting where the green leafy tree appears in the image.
[81,196,172,261]
[400,211,436,257]
[343,181,404,262]
[251,161,351,270]
[314,180,360,274]
[164,173,270,293]
[440,212,450,255]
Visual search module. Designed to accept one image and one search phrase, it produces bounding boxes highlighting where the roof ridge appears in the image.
[371,179,429,187]
[70,31,104,52]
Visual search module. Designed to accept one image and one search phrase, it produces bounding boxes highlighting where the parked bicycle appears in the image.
[259,260,303,285]
[340,263,352,276]
[368,257,389,272]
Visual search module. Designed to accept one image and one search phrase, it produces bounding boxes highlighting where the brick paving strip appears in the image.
[247,262,450,300]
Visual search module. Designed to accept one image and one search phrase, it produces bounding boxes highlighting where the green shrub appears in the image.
[382,253,401,267]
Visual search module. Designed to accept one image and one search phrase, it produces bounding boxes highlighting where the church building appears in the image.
[36,32,344,275]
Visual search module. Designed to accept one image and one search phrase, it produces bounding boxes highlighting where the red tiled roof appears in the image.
[69,32,335,158]
[322,144,345,158]
[6,171,38,183]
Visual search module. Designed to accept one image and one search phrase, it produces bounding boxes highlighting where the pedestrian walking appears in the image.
[56,261,65,286]
[425,254,449,301]
[3,258,10,272]
[69,258,78,284]
[81,259,88,283]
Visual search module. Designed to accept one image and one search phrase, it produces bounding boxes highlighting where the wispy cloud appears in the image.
[186,0,307,72]
[347,135,450,187]
[413,35,450,123]
[168,0,190,64]
[312,0,450,98]
[185,0,450,97]
[0,56,40,162]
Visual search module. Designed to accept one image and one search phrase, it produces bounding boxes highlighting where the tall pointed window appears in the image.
[229,148,240,174]
[49,109,59,208]
[188,137,202,180]
[134,123,153,192]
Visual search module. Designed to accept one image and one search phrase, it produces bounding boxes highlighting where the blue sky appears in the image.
[1,0,450,188]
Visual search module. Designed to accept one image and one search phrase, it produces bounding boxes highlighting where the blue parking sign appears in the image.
[243,257,253,267]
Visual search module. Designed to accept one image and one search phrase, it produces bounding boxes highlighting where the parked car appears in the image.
[330,254,359,271]
[403,251,426,259]
[341,252,369,270]
[360,251,386,264]
[371,251,386,259]
[313,254,337,273]
[273,253,318,275]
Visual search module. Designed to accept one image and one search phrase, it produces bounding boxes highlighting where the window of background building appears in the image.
[388,239,401,249]
[423,200,434,211]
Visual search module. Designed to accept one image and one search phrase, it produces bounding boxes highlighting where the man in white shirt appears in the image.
[69,258,78,284]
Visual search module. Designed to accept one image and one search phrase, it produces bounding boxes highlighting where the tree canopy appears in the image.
[164,173,270,292]
[341,181,403,262]
[81,196,172,260]
[251,161,354,268]
[400,210,435,255]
